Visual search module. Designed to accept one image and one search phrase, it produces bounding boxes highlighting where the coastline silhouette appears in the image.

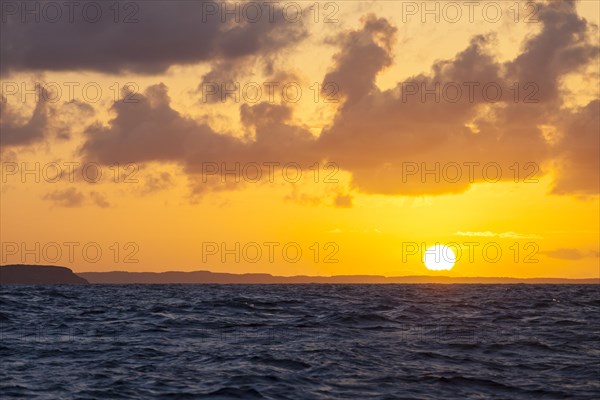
[1,265,597,285]
[0,265,88,284]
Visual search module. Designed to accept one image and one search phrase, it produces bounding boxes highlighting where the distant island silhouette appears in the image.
[1,265,89,284]
[76,271,600,284]
[2,265,598,285]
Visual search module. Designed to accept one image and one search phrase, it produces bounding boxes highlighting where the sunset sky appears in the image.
[1,0,598,278]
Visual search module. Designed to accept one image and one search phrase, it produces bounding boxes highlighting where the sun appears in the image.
[424,245,456,271]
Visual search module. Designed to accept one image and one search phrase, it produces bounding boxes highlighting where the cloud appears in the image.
[333,193,353,208]
[1,1,307,76]
[542,248,600,261]
[81,83,233,164]
[1,88,95,150]
[80,83,318,194]
[68,3,598,198]
[317,1,598,195]
[89,191,110,208]
[0,88,49,148]
[321,14,397,106]
[42,188,111,208]
[283,189,322,207]
[455,231,543,240]
[551,100,600,195]
[43,188,85,207]
[505,0,599,103]
[141,171,175,195]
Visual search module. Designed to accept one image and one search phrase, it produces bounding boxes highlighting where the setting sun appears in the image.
[424,245,457,271]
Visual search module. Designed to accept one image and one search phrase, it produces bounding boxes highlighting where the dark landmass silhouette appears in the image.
[0,265,89,284]
[1,265,596,284]
[78,270,599,284]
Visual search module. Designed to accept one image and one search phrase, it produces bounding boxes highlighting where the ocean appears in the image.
[1,284,598,399]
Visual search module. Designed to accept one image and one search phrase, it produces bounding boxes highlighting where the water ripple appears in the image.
[0,284,598,399]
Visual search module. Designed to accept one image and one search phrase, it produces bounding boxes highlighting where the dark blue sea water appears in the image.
[1,285,598,399]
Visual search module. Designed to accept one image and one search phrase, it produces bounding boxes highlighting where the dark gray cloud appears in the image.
[0,87,49,147]
[81,83,237,164]
[506,0,599,102]
[1,93,94,150]
[80,83,317,178]
[1,1,307,75]
[321,15,397,106]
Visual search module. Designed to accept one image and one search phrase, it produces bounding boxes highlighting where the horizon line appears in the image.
[3,265,597,282]
[79,269,600,281]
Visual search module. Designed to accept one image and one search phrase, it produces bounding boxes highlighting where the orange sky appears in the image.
[1,1,599,278]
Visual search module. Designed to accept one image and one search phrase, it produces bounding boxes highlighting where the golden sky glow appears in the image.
[1,1,598,278]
